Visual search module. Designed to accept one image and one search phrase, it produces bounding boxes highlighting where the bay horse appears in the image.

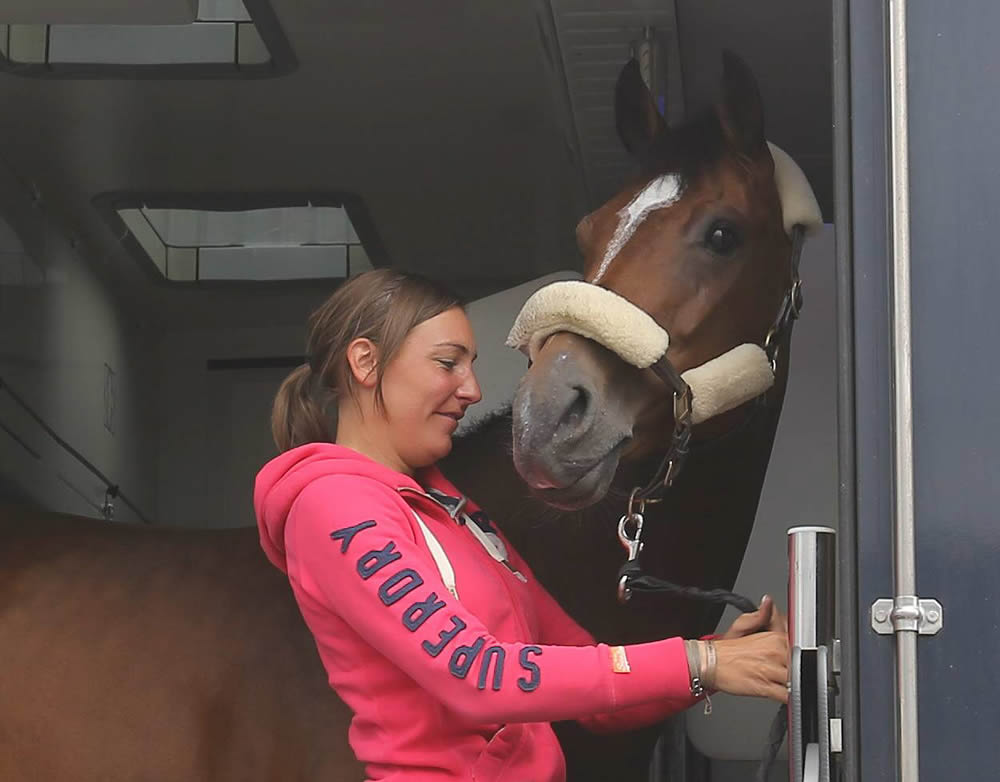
[0,52,817,782]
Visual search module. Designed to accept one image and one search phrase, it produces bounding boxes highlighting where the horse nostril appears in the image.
[560,385,591,433]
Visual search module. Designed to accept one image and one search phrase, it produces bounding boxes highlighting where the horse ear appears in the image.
[718,50,766,155]
[615,57,668,165]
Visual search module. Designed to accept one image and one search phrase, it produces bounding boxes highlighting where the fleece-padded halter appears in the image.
[506,281,774,424]
[506,142,823,425]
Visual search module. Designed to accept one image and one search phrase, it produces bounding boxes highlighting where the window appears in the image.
[95,194,385,284]
[0,0,293,78]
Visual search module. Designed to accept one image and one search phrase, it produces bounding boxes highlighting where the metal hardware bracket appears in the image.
[829,719,843,754]
[870,596,943,635]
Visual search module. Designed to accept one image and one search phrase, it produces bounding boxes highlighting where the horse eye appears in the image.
[705,222,741,255]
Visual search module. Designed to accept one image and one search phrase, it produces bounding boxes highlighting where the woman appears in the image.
[254,269,788,782]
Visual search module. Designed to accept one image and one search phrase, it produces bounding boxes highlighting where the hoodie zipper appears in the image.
[397,487,526,577]
[397,486,534,638]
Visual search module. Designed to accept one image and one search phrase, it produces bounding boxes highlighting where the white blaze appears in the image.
[590,173,684,283]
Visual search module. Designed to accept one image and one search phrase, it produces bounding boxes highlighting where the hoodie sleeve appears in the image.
[502,538,699,732]
[282,475,700,726]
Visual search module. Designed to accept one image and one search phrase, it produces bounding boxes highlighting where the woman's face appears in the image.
[379,307,482,470]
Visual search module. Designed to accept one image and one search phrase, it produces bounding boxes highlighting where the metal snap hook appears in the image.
[617,510,645,604]
[617,512,644,560]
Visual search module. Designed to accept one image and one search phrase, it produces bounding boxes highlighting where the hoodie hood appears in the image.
[253,442,427,573]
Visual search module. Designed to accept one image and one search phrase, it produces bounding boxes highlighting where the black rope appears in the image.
[618,561,757,613]
[616,561,787,782]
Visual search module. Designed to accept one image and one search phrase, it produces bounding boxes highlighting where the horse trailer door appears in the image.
[846,0,1000,779]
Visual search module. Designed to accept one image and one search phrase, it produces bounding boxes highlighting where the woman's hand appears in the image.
[707,631,789,703]
[703,596,789,703]
[720,595,787,640]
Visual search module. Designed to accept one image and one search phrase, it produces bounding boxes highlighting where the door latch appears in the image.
[870,596,942,635]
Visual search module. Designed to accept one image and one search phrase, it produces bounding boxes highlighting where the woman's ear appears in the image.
[345,338,379,387]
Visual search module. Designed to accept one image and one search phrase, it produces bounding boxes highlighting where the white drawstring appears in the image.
[410,508,459,600]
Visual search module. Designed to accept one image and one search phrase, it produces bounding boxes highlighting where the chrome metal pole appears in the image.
[888,0,919,779]
[788,526,837,651]
[787,526,837,782]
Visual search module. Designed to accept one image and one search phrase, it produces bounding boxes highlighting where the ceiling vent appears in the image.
[94,192,386,286]
[0,0,294,78]
[534,0,685,209]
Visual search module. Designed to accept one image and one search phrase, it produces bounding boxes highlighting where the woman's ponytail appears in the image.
[271,363,335,453]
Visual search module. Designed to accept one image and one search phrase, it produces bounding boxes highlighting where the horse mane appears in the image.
[648,109,725,180]
[454,404,513,443]
[646,108,762,190]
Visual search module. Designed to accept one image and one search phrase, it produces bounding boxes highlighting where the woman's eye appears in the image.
[437,359,457,370]
[704,222,741,255]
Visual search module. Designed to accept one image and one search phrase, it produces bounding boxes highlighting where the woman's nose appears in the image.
[458,371,482,404]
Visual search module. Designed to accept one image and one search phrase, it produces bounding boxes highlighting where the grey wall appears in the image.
[155,323,302,528]
[0,166,158,524]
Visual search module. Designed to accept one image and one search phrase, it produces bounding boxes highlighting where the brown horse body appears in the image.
[0,507,357,780]
[1,53,806,782]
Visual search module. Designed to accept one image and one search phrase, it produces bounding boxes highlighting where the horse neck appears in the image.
[440,346,791,644]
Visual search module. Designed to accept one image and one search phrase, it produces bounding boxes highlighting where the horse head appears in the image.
[509,51,821,510]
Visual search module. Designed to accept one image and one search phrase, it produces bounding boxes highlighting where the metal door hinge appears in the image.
[870,596,943,635]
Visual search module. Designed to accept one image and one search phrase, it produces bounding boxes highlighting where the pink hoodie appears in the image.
[254,443,702,782]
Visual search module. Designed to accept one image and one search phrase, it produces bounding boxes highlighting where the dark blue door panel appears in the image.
[907,1,1000,777]
[851,1,1000,778]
